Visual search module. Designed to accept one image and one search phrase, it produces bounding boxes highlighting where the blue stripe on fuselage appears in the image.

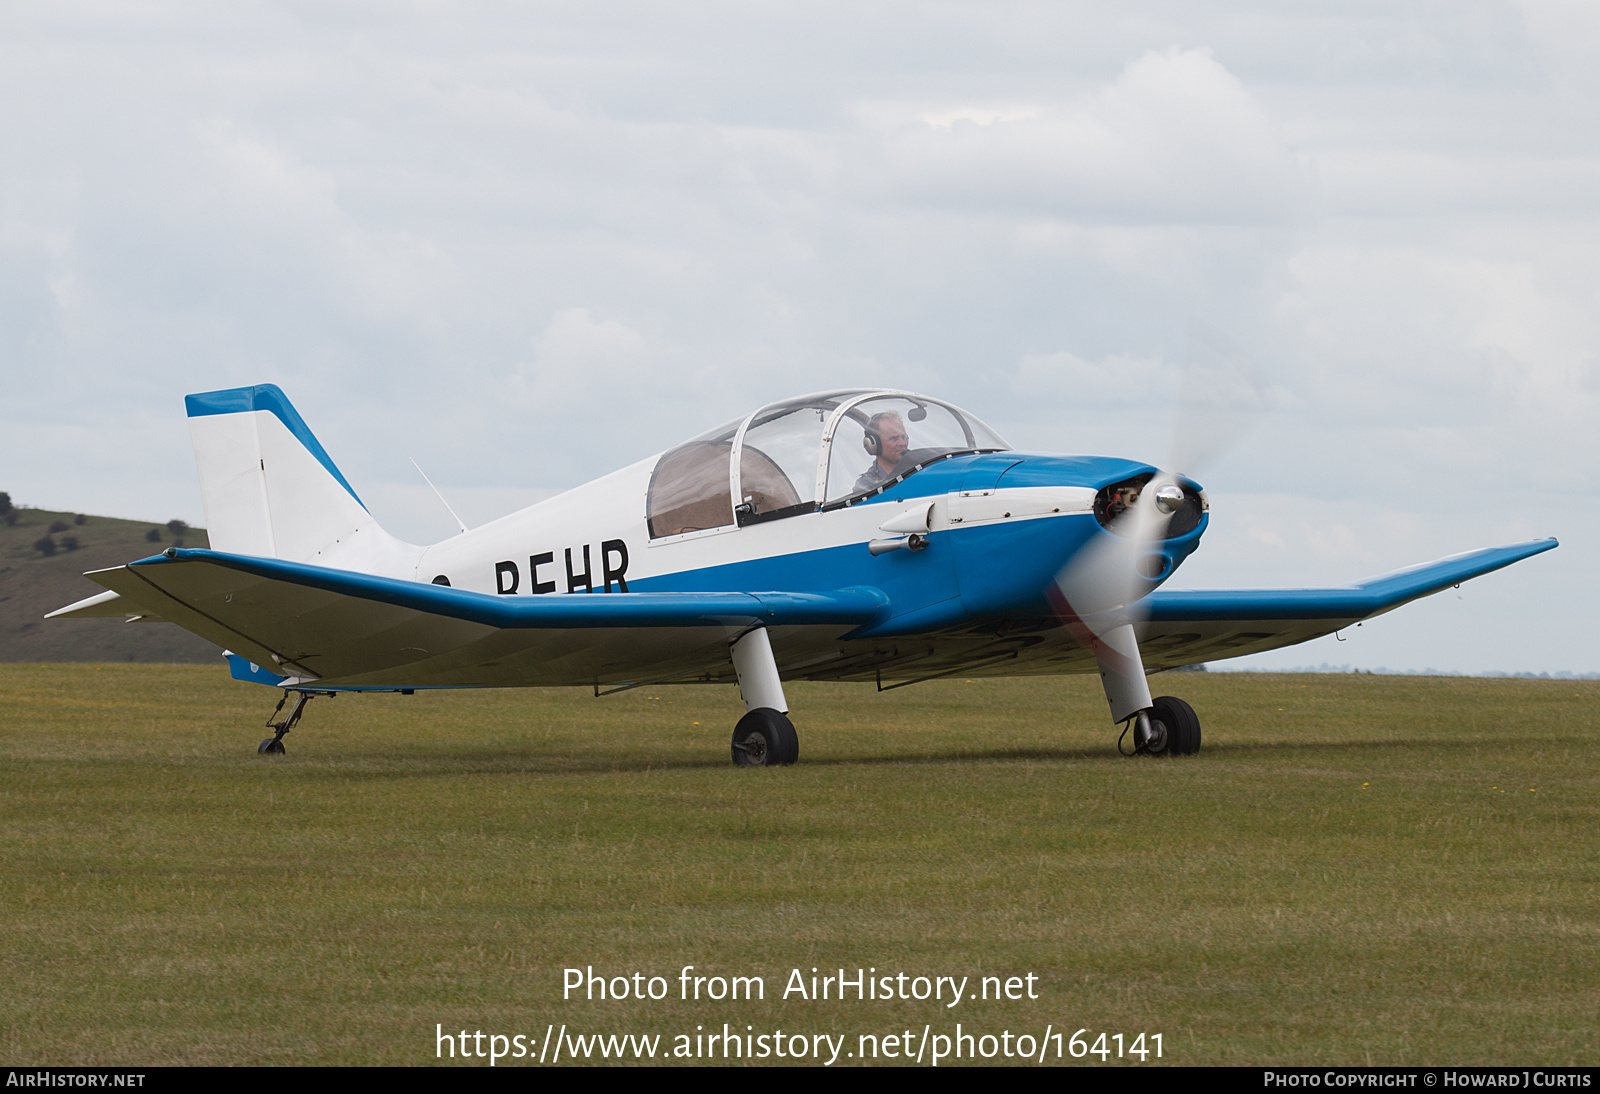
[631,510,1183,633]
[633,519,966,623]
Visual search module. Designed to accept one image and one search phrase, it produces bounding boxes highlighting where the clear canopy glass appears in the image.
[646,390,1009,538]
[736,399,833,521]
[820,393,1007,505]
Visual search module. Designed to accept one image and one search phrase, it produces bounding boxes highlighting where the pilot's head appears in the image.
[865,411,909,470]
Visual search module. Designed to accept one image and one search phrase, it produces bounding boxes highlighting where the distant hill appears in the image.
[0,505,222,663]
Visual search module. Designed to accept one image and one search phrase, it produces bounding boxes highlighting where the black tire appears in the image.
[258,738,286,755]
[1149,695,1201,756]
[731,708,799,767]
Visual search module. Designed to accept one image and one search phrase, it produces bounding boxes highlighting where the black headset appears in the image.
[862,405,924,456]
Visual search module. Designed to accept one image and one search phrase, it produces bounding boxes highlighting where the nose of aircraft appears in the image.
[947,454,1207,622]
[1049,462,1208,620]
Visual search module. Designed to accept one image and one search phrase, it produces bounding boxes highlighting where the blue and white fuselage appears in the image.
[419,452,1199,635]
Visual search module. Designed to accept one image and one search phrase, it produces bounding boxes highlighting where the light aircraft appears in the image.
[50,384,1555,764]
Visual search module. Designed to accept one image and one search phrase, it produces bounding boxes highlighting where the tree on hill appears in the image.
[3,511,16,526]
[145,528,162,543]
[167,519,188,536]
[74,514,86,526]
[34,536,56,556]
[0,491,10,514]
[60,535,79,551]
[49,520,69,533]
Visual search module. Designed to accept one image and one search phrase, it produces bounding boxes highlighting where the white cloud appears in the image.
[512,307,652,408]
[865,48,1311,224]
[1013,349,1179,407]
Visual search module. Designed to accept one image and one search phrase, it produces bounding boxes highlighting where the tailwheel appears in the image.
[256,689,332,757]
[1125,695,1201,757]
[731,707,799,767]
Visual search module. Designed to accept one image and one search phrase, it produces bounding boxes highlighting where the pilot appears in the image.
[854,410,910,494]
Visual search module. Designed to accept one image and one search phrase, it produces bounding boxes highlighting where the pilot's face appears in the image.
[879,420,909,464]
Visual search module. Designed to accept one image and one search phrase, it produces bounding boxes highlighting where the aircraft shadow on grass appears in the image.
[247,740,1427,777]
[236,741,1127,777]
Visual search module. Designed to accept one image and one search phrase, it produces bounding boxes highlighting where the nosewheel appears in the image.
[1124,695,1201,757]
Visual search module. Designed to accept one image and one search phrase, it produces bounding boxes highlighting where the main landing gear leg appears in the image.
[728,626,798,767]
[1094,623,1202,757]
[258,689,328,755]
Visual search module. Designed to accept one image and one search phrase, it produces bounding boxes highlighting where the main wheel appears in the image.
[258,738,286,755]
[1148,695,1200,756]
[731,708,799,767]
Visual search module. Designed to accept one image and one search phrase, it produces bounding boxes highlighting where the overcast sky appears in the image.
[4,1,1596,674]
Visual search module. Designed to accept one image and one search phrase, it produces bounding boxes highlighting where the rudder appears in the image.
[186,384,394,565]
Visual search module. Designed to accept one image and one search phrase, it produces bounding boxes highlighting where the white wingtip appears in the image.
[45,589,125,619]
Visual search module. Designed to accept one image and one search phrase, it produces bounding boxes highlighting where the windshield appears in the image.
[822,394,1009,505]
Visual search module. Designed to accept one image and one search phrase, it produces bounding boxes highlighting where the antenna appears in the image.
[409,458,468,535]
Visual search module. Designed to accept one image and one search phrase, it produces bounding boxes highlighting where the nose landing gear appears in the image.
[1091,623,1202,757]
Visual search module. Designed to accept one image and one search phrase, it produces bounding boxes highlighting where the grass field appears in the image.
[2,664,1597,1066]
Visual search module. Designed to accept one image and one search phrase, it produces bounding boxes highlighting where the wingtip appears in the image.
[45,589,125,619]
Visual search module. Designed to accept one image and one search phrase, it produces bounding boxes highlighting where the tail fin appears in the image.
[186,384,408,567]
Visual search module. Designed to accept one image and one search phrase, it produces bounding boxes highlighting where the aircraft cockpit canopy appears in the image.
[646,390,1010,539]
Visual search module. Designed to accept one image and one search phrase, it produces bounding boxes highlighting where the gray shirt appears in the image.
[853,461,894,495]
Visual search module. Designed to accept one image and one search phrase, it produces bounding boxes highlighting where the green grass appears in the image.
[2,665,1597,1066]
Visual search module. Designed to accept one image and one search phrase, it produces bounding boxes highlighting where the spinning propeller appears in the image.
[1049,321,1274,667]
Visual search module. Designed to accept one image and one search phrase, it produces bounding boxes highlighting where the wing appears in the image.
[74,548,891,688]
[1135,538,1557,669]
